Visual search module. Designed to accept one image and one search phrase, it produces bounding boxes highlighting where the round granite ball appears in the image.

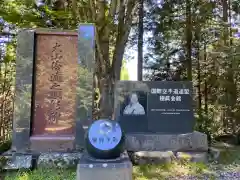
[85,119,125,159]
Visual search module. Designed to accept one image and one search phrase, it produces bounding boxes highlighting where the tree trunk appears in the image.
[222,0,229,45]
[137,0,144,81]
[84,0,137,119]
[221,0,236,134]
[196,29,202,127]
[221,0,229,133]
[185,0,192,81]
[112,0,137,81]
[227,0,237,135]
[99,75,114,119]
[203,43,208,117]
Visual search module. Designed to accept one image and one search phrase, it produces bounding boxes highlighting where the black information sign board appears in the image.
[115,81,194,134]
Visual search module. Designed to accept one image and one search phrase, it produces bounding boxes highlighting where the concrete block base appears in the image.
[77,153,132,180]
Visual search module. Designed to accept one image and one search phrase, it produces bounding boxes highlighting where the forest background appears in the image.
[0,0,240,148]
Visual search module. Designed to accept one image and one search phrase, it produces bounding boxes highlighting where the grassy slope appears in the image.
[4,144,240,180]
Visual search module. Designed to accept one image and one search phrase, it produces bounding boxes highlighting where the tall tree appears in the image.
[0,0,138,118]
[86,0,138,118]
[137,0,144,81]
[185,0,193,81]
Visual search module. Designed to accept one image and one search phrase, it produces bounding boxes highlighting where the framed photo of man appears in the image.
[120,91,147,116]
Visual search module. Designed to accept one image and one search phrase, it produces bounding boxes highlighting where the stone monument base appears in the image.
[37,152,82,168]
[1,151,83,170]
[130,151,208,165]
[125,131,208,152]
[77,152,132,180]
[0,152,33,170]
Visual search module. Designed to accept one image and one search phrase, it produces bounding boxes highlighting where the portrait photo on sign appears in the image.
[120,91,147,116]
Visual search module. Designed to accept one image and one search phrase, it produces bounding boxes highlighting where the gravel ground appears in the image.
[167,171,240,180]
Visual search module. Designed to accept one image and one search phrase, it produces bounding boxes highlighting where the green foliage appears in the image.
[0,29,16,143]
[0,0,77,28]
[0,156,7,172]
[0,140,10,172]
[140,0,240,138]
[0,140,11,153]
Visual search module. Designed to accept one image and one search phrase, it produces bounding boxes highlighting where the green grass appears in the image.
[3,144,240,180]
[3,163,209,180]
[4,168,76,180]
[133,162,210,180]
[2,162,238,180]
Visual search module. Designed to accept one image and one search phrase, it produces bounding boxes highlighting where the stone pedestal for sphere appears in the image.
[76,153,132,180]
[77,119,132,180]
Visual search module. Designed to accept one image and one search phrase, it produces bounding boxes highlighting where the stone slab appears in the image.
[12,30,35,151]
[30,136,75,152]
[37,152,82,168]
[130,151,208,164]
[75,24,95,149]
[131,151,175,165]
[2,154,32,170]
[176,152,208,163]
[77,153,132,180]
[125,131,208,152]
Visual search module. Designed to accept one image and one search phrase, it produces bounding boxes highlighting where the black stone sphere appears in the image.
[85,119,125,159]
